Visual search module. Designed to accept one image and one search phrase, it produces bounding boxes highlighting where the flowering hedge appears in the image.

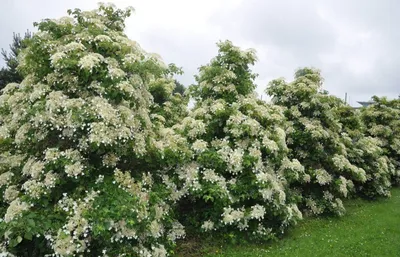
[0,3,398,256]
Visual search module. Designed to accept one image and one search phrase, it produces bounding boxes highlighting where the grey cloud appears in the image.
[215,0,336,58]
[210,0,400,104]
[136,28,221,86]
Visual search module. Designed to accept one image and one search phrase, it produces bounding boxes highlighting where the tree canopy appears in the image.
[0,31,32,91]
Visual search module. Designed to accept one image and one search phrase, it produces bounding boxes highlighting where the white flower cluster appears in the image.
[279,158,304,181]
[300,118,330,139]
[227,148,244,174]
[210,100,225,114]
[4,198,29,223]
[50,52,67,67]
[221,206,245,225]
[65,162,84,178]
[191,139,208,153]
[3,186,19,203]
[314,169,332,185]
[338,176,348,197]
[332,154,367,182]
[250,204,266,220]
[52,191,98,256]
[178,163,200,191]
[0,172,13,188]
[102,153,120,168]
[107,61,126,80]
[78,53,104,71]
[177,117,206,139]
[202,168,228,193]
[167,222,185,241]
[201,220,215,231]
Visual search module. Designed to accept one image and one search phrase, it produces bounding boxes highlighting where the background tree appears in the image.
[0,31,32,91]
[148,69,189,127]
[173,79,185,95]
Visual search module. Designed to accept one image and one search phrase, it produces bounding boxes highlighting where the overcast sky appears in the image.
[0,0,398,106]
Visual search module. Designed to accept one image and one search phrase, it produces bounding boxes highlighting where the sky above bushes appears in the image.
[0,0,398,106]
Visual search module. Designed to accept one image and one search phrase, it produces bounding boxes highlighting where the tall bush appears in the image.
[266,68,367,216]
[175,41,303,241]
[336,105,392,198]
[0,4,189,256]
[361,96,400,184]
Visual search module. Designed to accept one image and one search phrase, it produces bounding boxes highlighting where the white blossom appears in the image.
[201,220,215,231]
[78,53,104,71]
[250,204,266,220]
[4,198,29,223]
[315,169,332,185]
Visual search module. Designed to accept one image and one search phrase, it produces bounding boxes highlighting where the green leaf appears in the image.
[27,219,35,227]
[24,232,33,241]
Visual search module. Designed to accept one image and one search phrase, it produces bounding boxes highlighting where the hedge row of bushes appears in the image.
[0,4,399,256]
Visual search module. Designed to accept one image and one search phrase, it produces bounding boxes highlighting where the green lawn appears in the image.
[177,188,400,257]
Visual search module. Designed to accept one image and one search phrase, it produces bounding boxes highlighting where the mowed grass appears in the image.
[177,188,400,257]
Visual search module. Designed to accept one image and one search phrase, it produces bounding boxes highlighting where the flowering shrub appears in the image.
[0,3,189,256]
[266,68,369,215]
[336,105,392,198]
[361,96,400,184]
[175,41,303,241]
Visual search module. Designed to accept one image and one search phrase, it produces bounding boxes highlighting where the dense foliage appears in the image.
[0,3,398,256]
